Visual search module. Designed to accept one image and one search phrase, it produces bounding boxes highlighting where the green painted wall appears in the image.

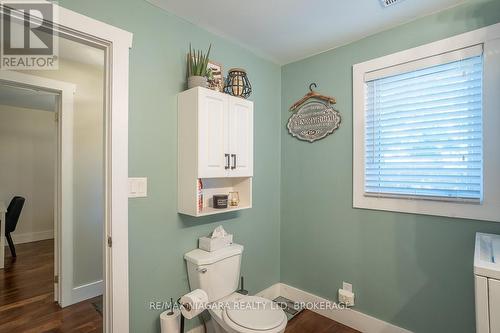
[280,0,500,332]
[57,1,281,332]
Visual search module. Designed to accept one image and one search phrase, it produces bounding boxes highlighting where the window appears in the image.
[365,49,483,202]
[353,24,500,221]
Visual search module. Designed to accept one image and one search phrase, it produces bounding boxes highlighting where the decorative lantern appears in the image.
[224,68,252,99]
[229,191,240,207]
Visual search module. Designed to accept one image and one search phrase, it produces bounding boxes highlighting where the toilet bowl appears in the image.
[207,293,287,333]
[184,244,287,333]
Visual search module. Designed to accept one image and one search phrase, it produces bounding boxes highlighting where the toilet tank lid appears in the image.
[185,244,244,265]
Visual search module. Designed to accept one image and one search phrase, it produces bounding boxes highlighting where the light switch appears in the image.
[128,177,148,198]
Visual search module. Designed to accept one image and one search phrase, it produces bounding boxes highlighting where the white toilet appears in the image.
[184,244,287,333]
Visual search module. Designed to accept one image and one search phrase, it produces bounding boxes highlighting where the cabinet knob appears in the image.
[231,154,236,170]
[225,154,230,170]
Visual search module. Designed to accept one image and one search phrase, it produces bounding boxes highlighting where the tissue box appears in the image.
[199,234,233,252]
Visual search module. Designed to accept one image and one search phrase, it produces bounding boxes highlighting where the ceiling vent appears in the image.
[381,0,405,7]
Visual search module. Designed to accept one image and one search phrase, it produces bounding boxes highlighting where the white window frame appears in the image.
[353,23,500,222]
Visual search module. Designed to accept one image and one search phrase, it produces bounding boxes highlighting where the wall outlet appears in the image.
[338,288,355,307]
[342,281,353,293]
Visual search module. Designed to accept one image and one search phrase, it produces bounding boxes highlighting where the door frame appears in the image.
[0,3,133,333]
[0,71,76,307]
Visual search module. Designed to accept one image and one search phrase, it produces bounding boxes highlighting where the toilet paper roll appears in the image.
[160,308,181,333]
[180,289,208,319]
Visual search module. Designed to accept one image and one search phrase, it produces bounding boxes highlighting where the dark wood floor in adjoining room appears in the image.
[285,310,360,333]
[0,240,102,333]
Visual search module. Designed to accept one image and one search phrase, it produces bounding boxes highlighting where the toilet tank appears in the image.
[184,244,243,302]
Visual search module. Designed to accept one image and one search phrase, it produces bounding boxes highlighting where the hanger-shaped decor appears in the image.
[287,83,341,143]
[289,83,336,112]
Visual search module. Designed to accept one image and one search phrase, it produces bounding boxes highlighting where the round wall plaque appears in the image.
[287,100,341,142]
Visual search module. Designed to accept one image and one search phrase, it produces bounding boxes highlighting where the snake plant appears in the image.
[187,44,212,78]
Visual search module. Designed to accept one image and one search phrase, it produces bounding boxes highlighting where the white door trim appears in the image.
[0,3,133,333]
[55,5,133,333]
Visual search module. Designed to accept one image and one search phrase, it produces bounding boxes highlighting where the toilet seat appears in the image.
[222,296,286,332]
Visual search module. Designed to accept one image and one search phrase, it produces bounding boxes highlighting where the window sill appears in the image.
[353,193,500,222]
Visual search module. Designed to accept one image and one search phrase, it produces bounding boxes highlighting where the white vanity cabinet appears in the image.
[490,278,500,332]
[474,233,500,333]
[178,87,253,216]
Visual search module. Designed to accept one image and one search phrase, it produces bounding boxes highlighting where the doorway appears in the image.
[0,37,106,332]
[0,3,132,332]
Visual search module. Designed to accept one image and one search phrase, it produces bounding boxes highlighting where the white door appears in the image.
[198,89,229,178]
[490,278,500,333]
[229,97,253,177]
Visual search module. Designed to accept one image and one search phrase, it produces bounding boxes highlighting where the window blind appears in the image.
[364,53,483,202]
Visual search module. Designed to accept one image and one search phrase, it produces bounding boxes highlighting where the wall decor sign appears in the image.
[287,84,341,142]
[207,60,224,92]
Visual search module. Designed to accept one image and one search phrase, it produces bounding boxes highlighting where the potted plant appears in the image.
[187,44,212,89]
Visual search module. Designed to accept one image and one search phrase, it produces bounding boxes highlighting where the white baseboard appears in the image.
[256,283,282,300]
[279,283,413,333]
[184,282,411,333]
[10,230,54,244]
[72,280,103,304]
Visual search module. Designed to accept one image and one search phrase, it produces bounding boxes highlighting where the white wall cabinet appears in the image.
[195,88,253,178]
[187,87,253,178]
[178,87,253,216]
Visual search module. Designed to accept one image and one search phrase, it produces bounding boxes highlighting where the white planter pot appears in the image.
[188,76,208,89]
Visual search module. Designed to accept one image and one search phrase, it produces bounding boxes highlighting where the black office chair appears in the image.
[5,196,25,258]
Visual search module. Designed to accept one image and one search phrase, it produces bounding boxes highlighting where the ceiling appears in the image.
[147,0,465,64]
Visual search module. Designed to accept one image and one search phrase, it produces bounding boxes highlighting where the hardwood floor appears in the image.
[0,240,102,333]
[285,310,360,333]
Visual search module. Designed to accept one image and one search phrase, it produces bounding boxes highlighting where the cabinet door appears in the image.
[228,97,253,177]
[198,90,229,178]
[476,276,490,333]
[490,278,500,333]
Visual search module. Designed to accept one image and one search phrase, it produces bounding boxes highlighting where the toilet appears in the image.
[184,244,287,333]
